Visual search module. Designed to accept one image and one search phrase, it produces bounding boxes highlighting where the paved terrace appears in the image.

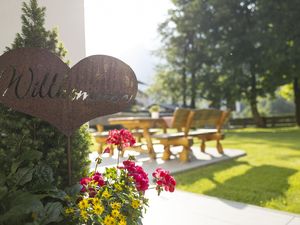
[89,146,300,225]
[89,145,246,174]
[143,190,300,225]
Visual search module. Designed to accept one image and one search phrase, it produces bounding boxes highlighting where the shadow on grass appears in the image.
[175,160,250,185]
[203,164,297,208]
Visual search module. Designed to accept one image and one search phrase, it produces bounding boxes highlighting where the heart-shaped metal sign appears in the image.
[0,48,138,136]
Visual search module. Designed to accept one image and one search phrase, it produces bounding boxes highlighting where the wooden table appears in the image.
[108,117,167,159]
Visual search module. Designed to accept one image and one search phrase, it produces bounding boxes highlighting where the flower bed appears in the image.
[64,129,176,225]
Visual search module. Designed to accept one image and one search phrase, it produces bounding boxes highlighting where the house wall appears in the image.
[0,0,86,66]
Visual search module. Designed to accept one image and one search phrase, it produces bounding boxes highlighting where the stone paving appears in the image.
[89,145,246,176]
[142,190,300,225]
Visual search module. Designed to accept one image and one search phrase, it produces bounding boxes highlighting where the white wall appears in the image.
[0,0,86,66]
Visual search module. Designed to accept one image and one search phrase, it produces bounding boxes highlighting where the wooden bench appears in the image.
[93,124,158,156]
[152,108,193,162]
[187,109,230,154]
[152,108,230,162]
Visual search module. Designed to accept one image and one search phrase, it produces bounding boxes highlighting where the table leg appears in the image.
[143,128,156,159]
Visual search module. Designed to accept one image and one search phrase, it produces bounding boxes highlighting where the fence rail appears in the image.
[229,115,296,128]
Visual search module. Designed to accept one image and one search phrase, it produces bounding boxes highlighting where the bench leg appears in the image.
[216,140,224,154]
[179,146,190,162]
[97,143,103,154]
[135,135,142,142]
[162,145,172,160]
[200,139,206,152]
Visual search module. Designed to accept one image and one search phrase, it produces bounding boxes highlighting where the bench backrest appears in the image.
[170,108,192,132]
[188,109,230,132]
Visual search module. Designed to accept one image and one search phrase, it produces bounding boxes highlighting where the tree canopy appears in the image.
[150,0,300,126]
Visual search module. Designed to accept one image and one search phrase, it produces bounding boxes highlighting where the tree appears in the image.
[157,19,190,107]
[260,1,300,126]
[6,0,67,59]
[157,0,210,108]
[0,0,91,188]
[154,0,297,127]
[147,65,182,105]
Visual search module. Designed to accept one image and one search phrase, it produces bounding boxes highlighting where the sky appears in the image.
[84,0,173,88]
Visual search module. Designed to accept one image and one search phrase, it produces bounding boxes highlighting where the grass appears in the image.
[174,127,300,214]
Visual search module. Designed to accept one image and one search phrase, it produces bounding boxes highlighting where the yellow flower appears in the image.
[111,209,119,218]
[80,210,88,221]
[103,215,116,225]
[114,183,122,191]
[131,199,140,209]
[118,213,126,221]
[65,207,74,214]
[102,189,111,199]
[93,204,104,215]
[78,199,89,209]
[119,219,127,225]
[110,202,121,210]
[92,198,100,205]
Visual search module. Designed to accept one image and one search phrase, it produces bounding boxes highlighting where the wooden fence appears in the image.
[229,115,296,128]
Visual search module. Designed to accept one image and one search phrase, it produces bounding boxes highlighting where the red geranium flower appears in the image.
[122,160,149,192]
[80,177,91,192]
[91,172,105,186]
[106,129,136,149]
[153,168,176,193]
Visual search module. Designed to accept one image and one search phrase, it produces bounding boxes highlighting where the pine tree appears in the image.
[0,0,91,188]
[6,0,67,59]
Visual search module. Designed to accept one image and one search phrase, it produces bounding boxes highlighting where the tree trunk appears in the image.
[182,67,187,107]
[249,71,266,127]
[226,98,236,111]
[209,99,221,109]
[190,71,196,108]
[293,77,300,126]
[249,96,266,127]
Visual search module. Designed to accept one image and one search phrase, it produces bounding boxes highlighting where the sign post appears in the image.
[0,48,138,184]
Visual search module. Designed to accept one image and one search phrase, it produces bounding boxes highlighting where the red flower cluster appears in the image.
[106,129,136,149]
[122,160,149,192]
[80,172,105,196]
[152,168,176,192]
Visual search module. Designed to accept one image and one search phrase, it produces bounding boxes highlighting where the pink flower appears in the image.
[92,172,105,186]
[106,129,136,149]
[122,160,149,192]
[80,177,91,192]
[123,160,136,168]
[152,168,176,193]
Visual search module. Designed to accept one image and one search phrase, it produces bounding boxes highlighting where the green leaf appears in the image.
[0,191,43,224]
[10,161,22,174]
[48,190,67,201]
[14,167,34,186]
[10,150,43,175]
[27,163,55,192]
[65,183,81,197]
[41,189,67,201]
[19,150,43,162]
[40,202,63,225]
[0,171,6,185]
[0,186,8,200]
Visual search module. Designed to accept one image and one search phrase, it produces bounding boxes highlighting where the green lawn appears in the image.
[175,127,300,214]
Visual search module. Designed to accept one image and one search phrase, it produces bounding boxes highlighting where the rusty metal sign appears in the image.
[0,48,138,136]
